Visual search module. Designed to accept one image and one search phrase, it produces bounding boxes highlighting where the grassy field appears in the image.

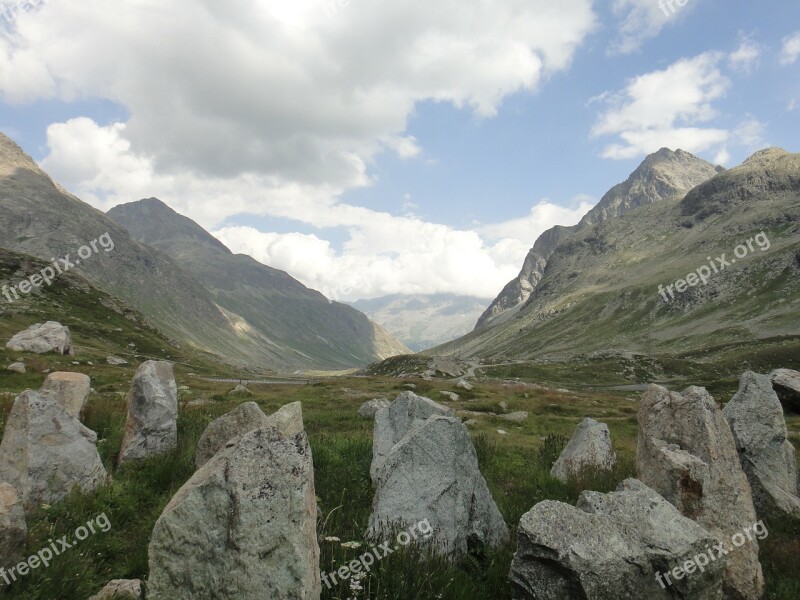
[1,359,798,599]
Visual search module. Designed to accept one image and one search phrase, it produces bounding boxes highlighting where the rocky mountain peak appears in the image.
[0,132,46,178]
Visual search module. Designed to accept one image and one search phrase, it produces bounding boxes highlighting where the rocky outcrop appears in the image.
[40,372,91,420]
[770,369,800,414]
[358,398,390,419]
[371,391,453,480]
[148,426,320,600]
[194,401,304,469]
[724,372,800,520]
[87,579,143,600]
[6,321,74,355]
[0,482,26,569]
[118,361,178,465]
[509,479,725,600]
[637,384,764,600]
[0,391,107,512]
[551,418,617,483]
[7,362,25,373]
[367,414,508,559]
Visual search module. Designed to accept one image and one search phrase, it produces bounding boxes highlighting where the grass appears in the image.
[1,371,797,599]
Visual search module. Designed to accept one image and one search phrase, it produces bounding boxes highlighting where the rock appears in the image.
[430,357,464,377]
[440,391,460,402]
[403,383,416,389]
[118,361,178,465]
[637,384,764,600]
[358,398,390,419]
[497,429,508,436]
[0,482,26,569]
[464,419,478,427]
[499,411,529,423]
[195,402,305,469]
[148,427,320,600]
[0,391,107,512]
[40,371,91,420]
[367,415,508,559]
[551,418,617,483]
[87,579,143,600]
[371,391,453,480]
[228,383,252,396]
[509,479,725,600]
[106,356,129,366]
[499,401,509,412]
[770,368,800,413]
[7,362,25,373]
[456,379,473,391]
[724,372,800,520]
[6,321,74,355]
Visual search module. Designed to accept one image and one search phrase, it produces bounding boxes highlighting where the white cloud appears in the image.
[781,32,800,65]
[479,196,596,242]
[610,0,698,55]
[591,52,734,159]
[728,36,761,73]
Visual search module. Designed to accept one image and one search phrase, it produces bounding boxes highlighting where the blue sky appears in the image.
[0,0,798,300]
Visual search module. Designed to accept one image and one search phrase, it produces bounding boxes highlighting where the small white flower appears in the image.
[324,536,341,542]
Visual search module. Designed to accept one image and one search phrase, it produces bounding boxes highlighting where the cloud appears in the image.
[478,196,596,242]
[610,0,697,55]
[728,36,761,73]
[781,31,800,65]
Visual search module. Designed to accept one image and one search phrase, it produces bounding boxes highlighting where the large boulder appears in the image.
[509,479,725,600]
[148,426,320,600]
[367,414,508,559]
[770,369,800,413]
[358,398,390,419]
[6,321,74,355]
[118,361,178,465]
[371,391,453,480]
[40,371,91,420]
[637,384,764,600]
[0,391,107,512]
[0,482,27,569]
[194,401,304,469]
[724,372,800,520]
[87,579,143,600]
[551,418,617,483]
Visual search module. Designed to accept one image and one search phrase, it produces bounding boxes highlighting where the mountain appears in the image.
[0,132,406,371]
[350,294,488,351]
[435,148,800,369]
[476,149,724,329]
[107,198,409,369]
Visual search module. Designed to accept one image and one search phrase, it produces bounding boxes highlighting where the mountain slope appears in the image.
[350,294,488,351]
[107,198,409,369]
[437,148,800,366]
[475,149,723,329]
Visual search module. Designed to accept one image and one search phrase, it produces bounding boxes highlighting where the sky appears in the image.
[0,0,798,302]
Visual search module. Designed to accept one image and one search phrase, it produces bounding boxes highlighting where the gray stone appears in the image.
[440,391,460,402]
[430,357,464,377]
[106,356,129,366]
[194,401,304,469]
[499,411,529,423]
[228,383,252,396]
[371,391,453,480]
[637,384,764,600]
[7,362,25,373]
[509,479,725,600]
[148,427,320,600]
[724,372,800,520]
[0,391,107,512]
[358,398,390,419]
[0,482,26,569]
[551,418,616,483]
[6,321,73,355]
[118,361,178,465]
[367,415,508,560]
[456,379,474,391]
[40,371,91,420]
[87,579,143,600]
[770,368,800,413]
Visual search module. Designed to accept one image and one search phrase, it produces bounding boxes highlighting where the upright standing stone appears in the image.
[551,418,617,482]
[40,372,91,419]
[118,361,178,465]
[637,385,764,600]
[724,372,800,520]
[0,391,107,511]
[148,426,320,600]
